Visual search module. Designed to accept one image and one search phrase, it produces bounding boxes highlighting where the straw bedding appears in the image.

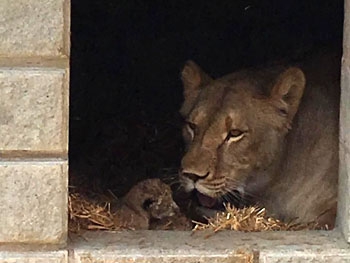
[68,180,322,233]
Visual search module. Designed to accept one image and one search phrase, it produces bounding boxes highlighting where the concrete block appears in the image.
[259,251,350,263]
[338,143,350,242]
[339,48,350,242]
[70,231,255,263]
[258,230,350,262]
[0,250,67,263]
[72,255,250,263]
[69,230,350,263]
[0,67,68,155]
[0,0,70,57]
[340,63,350,146]
[0,161,68,244]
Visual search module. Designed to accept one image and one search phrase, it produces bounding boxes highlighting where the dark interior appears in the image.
[69,0,344,198]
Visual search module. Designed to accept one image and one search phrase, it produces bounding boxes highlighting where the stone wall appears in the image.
[339,0,350,243]
[0,0,70,244]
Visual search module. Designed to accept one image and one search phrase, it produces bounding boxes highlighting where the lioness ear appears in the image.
[180,61,212,115]
[180,60,212,115]
[270,67,306,122]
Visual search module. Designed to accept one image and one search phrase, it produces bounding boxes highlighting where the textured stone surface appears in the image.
[341,0,350,151]
[69,230,350,263]
[259,231,350,262]
[259,252,350,262]
[341,63,350,147]
[338,143,350,243]
[0,57,69,69]
[0,68,68,155]
[257,231,350,262]
[0,250,67,263]
[0,0,69,57]
[72,254,250,263]
[0,161,68,244]
[339,4,350,240]
[1,230,349,262]
[70,231,254,263]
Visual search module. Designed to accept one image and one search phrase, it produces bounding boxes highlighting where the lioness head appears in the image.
[179,61,306,208]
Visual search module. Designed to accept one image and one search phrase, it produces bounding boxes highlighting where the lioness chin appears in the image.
[179,53,339,229]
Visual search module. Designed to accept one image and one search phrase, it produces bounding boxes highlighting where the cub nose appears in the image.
[181,171,210,182]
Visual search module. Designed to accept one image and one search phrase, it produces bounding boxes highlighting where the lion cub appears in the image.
[179,53,339,228]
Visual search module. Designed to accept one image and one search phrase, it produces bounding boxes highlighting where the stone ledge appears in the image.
[69,231,254,263]
[0,57,69,69]
[68,230,350,263]
[0,161,68,244]
[338,143,350,242]
[0,250,67,263]
[1,230,349,262]
[0,67,68,154]
[259,250,350,263]
[340,64,350,146]
[0,0,70,57]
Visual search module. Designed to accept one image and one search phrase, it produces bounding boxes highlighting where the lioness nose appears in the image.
[182,171,210,182]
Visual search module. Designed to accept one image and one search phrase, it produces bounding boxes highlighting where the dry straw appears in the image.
[68,192,322,233]
[68,192,121,232]
[193,204,322,233]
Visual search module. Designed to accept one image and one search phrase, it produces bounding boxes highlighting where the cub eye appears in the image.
[226,129,245,142]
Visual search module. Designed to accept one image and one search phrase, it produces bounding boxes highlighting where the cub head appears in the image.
[179,60,305,208]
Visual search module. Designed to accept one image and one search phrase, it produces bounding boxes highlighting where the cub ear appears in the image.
[180,61,212,115]
[270,67,306,122]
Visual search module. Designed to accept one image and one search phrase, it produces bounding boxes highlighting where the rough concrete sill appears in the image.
[2,230,350,262]
[68,230,350,263]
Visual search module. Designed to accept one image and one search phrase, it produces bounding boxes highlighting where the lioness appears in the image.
[179,53,339,228]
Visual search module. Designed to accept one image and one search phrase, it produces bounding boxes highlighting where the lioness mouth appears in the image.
[194,189,245,210]
[196,191,217,208]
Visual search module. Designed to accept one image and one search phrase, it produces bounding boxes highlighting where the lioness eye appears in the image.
[229,129,243,137]
[226,129,244,142]
[186,121,196,131]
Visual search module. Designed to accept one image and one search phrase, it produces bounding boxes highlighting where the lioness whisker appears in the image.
[173,183,185,193]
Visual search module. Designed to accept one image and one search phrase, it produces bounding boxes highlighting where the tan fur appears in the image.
[179,53,339,228]
[116,178,180,229]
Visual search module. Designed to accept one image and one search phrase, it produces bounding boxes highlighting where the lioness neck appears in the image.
[263,53,339,227]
